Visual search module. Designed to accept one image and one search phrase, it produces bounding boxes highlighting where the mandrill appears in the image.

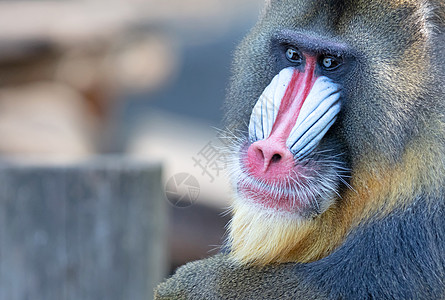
[156,0,445,299]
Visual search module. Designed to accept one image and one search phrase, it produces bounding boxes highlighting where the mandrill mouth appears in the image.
[235,145,345,217]
[230,65,347,217]
[237,161,322,214]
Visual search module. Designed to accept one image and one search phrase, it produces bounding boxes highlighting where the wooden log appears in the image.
[0,156,165,300]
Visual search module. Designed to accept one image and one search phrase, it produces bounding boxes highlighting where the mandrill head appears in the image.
[223,0,445,265]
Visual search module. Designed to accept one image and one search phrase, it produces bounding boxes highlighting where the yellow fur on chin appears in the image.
[228,200,314,265]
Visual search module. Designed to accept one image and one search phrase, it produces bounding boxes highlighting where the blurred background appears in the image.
[0,0,264,299]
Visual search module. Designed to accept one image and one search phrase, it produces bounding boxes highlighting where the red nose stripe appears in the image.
[269,56,317,141]
[244,57,318,182]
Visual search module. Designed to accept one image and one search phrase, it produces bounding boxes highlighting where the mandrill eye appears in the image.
[285,47,302,63]
[320,55,343,70]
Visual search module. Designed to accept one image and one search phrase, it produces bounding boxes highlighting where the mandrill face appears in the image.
[240,65,343,217]
[226,38,352,217]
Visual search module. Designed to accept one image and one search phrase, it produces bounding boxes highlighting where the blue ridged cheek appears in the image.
[248,68,341,159]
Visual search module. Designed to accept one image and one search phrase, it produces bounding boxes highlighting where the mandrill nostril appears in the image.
[259,149,265,160]
[246,138,295,179]
[271,154,282,163]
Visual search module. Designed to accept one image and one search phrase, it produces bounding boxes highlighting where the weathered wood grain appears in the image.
[0,156,165,300]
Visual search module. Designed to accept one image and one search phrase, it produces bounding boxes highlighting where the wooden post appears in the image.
[0,156,165,300]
